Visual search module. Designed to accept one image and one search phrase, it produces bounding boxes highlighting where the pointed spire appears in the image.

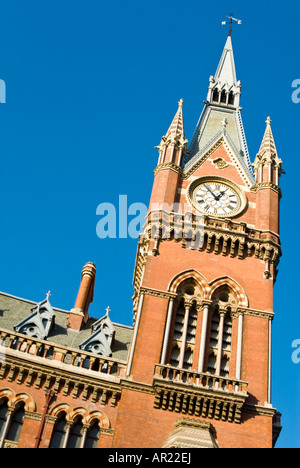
[204,34,241,109]
[155,99,188,167]
[214,35,237,86]
[165,98,185,143]
[187,34,253,182]
[253,117,283,186]
[258,117,278,158]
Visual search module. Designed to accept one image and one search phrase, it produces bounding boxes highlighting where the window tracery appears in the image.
[165,277,240,379]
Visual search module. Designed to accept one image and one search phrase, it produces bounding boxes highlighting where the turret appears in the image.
[149,99,188,208]
[253,117,284,234]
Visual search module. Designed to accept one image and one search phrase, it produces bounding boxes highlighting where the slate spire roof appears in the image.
[214,35,237,86]
[185,32,254,184]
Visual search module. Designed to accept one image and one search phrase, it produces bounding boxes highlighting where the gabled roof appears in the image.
[184,128,255,188]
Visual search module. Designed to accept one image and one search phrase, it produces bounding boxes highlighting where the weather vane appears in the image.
[222,13,242,37]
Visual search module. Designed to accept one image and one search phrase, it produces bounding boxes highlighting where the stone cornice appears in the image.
[251,182,282,197]
[243,403,277,418]
[154,162,183,176]
[237,307,274,320]
[142,211,281,262]
[140,287,177,300]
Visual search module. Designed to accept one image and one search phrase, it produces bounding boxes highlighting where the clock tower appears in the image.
[114,31,283,448]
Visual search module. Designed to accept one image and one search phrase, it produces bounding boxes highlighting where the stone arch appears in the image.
[84,410,110,428]
[208,276,249,308]
[0,388,14,407]
[0,388,36,412]
[12,392,36,412]
[168,269,209,299]
[71,407,89,422]
[50,403,110,428]
[50,403,73,420]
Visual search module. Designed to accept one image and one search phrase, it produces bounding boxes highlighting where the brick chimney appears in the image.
[67,262,96,331]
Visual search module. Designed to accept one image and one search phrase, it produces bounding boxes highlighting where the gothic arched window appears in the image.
[168,281,201,370]
[85,420,100,449]
[68,417,84,449]
[50,413,68,448]
[212,89,219,102]
[0,400,9,442]
[228,91,235,105]
[220,90,227,103]
[6,403,25,444]
[206,286,234,377]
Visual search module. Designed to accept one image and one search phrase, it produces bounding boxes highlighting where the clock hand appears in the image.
[204,185,218,200]
[215,190,227,201]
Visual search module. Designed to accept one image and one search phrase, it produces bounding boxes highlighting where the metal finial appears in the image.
[222,14,242,37]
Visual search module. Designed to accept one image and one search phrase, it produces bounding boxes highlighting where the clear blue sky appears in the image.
[0,0,299,448]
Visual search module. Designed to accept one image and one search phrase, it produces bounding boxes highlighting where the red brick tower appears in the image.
[114,32,283,448]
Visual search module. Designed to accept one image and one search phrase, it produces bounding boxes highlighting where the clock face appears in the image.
[193,181,241,217]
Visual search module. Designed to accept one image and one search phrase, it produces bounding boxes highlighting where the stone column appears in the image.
[160,298,175,365]
[126,293,144,376]
[216,310,226,376]
[198,303,210,373]
[178,303,191,369]
[236,311,244,380]
[0,408,14,448]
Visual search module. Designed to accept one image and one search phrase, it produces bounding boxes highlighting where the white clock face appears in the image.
[194,181,241,217]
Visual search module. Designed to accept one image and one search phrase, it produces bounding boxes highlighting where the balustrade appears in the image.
[0,328,126,378]
[154,363,248,395]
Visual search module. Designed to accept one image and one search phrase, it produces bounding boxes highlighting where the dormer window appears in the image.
[14,294,55,341]
[79,311,116,358]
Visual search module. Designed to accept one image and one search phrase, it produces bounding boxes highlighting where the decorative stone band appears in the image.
[139,287,177,300]
[251,182,282,197]
[136,288,273,320]
[137,211,281,291]
[153,162,183,176]
[236,307,274,321]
